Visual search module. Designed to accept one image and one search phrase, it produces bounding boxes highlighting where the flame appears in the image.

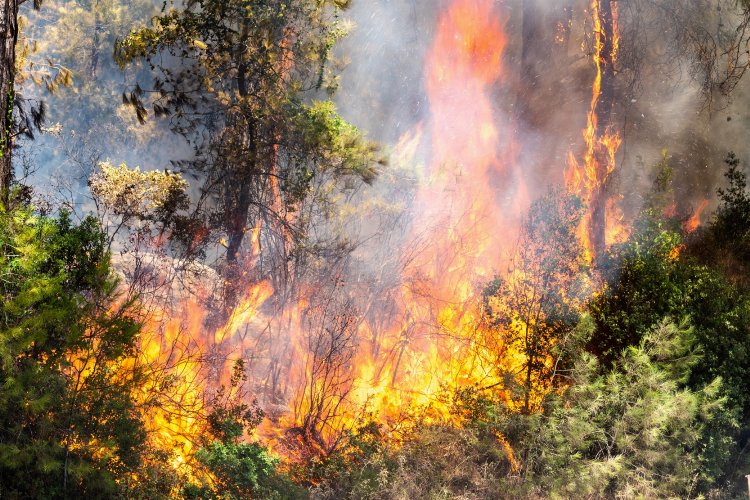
[120,218,277,476]
[326,0,527,435]
[129,0,584,473]
[495,431,520,474]
[138,302,208,470]
[566,0,625,256]
[251,0,527,451]
[684,198,709,233]
[668,244,685,261]
[605,195,628,246]
[136,281,275,468]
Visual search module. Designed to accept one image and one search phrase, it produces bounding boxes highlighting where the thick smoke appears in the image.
[21,0,750,245]
[17,1,750,242]
[336,0,750,229]
[18,0,190,211]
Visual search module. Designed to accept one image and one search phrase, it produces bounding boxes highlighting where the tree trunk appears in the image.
[225,178,253,265]
[223,20,292,308]
[89,0,101,78]
[517,0,573,128]
[223,114,255,308]
[0,0,18,203]
[590,0,617,257]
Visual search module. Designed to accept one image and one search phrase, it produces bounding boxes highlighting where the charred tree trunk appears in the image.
[224,166,254,264]
[223,56,256,309]
[224,30,252,269]
[223,20,288,310]
[590,0,617,257]
[517,0,573,128]
[89,0,101,78]
[0,0,18,203]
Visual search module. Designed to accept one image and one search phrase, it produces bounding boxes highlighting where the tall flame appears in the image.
[329,0,526,435]
[252,0,525,451]
[566,0,625,257]
[133,0,578,472]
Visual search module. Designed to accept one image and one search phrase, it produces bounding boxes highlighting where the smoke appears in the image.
[23,0,747,240]
[335,0,434,144]
[300,0,750,435]
[17,0,191,211]
[17,0,750,242]
[335,0,750,238]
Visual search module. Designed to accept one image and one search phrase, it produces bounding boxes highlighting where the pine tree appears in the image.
[115,0,382,305]
[537,320,732,498]
[0,205,147,497]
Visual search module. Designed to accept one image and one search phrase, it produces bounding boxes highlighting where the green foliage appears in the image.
[184,442,305,500]
[484,191,588,411]
[183,359,304,499]
[205,360,265,444]
[588,218,685,365]
[591,163,750,419]
[310,422,515,500]
[687,153,750,289]
[292,100,379,186]
[712,152,750,264]
[114,0,383,267]
[0,205,148,498]
[304,422,391,498]
[536,320,732,498]
[310,321,735,499]
[584,154,750,494]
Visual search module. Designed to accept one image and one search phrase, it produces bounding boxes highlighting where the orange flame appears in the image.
[135,0,559,471]
[684,198,709,233]
[330,0,526,434]
[566,0,625,256]
[253,0,527,450]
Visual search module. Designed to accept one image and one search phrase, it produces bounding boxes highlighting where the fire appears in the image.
[135,282,276,469]
[566,0,626,256]
[121,218,277,476]
[130,0,591,474]
[138,302,208,470]
[250,0,526,451]
[684,198,709,233]
[328,0,526,433]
